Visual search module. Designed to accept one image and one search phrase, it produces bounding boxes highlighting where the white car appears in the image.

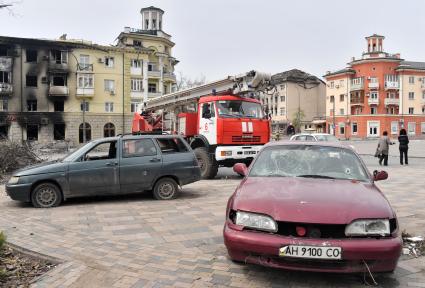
[290,133,339,142]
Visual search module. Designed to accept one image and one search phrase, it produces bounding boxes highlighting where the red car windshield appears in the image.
[250,145,369,182]
[216,100,264,119]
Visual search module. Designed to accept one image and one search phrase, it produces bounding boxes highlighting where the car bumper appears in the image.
[215,145,262,161]
[5,183,32,202]
[223,223,402,273]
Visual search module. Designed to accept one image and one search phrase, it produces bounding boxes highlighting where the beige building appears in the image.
[0,6,177,145]
[260,69,326,134]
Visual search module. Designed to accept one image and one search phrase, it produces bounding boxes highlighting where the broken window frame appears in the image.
[0,98,8,111]
[53,123,66,140]
[26,124,39,141]
[26,49,38,62]
[27,100,37,112]
[51,75,67,86]
[0,71,11,83]
[105,57,114,68]
[26,75,38,87]
[54,100,64,112]
[52,50,68,64]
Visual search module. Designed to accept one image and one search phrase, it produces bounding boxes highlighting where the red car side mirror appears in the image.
[233,163,248,177]
[373,170,388,181]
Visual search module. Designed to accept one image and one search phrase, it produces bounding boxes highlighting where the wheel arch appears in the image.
[30,179,65,200]
[152,175,180,188]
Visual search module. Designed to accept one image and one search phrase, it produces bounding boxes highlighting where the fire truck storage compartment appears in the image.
[177,113,197,136]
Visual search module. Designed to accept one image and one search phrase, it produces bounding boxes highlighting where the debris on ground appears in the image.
[402,231,425,257]
[0,231,56,288]
[0,141,42,174]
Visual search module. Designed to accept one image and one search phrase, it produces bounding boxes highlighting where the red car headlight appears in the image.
[235,211,278,233]
[345,219,390,237]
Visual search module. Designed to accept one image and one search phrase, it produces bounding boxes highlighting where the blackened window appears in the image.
[104,123,115,137]
[79,123,91,143]
[52,75,66,86]
[26,75,37,87]
[26,50,37,62]
[54,101,64,112]
[0,71,10,83]
[54,124,65,140]
[27,100,37,111]
[0,46,7,56]
[133,40,142,47]
[26,124,38,141]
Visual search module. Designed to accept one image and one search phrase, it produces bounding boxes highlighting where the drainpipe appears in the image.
[122,52,125,134]
[20,46,23,142]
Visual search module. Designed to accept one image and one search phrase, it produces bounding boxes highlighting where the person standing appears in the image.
[398,129,409,165]
[287,123,295,136]
[377,131,394,166]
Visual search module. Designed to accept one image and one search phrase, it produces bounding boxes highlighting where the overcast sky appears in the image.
[1,0,425,81]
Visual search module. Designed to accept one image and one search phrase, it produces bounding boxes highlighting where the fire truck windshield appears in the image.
[216,100,264,119]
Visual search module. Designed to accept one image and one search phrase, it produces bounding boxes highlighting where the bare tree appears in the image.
[176,72,206,91]
[0,1,21,16]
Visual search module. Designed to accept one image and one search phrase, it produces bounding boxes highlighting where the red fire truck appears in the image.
[132,71,272,179]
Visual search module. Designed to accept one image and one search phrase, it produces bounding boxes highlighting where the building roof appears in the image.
[271,69,324,85]
[140,6,164,13]
[397,61,425,71]
[365,34,385,39]
[323,68,355,78]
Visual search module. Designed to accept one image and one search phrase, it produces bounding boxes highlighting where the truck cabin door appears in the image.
[199,102,217,145]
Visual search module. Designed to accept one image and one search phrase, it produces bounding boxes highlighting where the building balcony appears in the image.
[148,92,162,98]
[48,62,69,73]
[163,72,176,82]
[384,98,399,106]
[350,83,364,91]
[421,83,425,90]
[49,86,69,96]
[130,67,142,75]
[76,88,94,97]
[384,81,399,90]
[0,56,13,72]
[368,98,379,105]
[350,97,364,106]
[147,70,161,78]
[368,82,379,89]
[130,91,144,99]
[78,64,93,72]
[0,83,12,95]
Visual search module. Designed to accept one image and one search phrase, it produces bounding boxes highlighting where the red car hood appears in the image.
[233,177,395,224]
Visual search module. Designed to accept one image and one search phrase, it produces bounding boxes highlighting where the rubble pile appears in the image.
[402,231,425,257]
[0,140,42,175]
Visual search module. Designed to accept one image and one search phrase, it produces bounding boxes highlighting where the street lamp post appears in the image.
[333,99,336,136]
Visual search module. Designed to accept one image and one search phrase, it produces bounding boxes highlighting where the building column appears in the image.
[159,56,164,95]
[149,11,152,30]
[142,60,149,103]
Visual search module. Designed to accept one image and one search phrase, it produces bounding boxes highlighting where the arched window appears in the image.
[79,123,91,143]
[104,123,115,137]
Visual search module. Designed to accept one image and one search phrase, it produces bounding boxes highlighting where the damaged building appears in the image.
[0,6,178,145]
[259,69,326,134]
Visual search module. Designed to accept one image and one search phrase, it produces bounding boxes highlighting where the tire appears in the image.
[194,147,218,179]
[31,182,62,208]
[153,178,179,200]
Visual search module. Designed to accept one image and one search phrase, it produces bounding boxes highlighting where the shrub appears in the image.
[0,231,6,250]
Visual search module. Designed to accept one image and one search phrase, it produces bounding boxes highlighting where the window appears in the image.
[352,122,358,134]
[26,124,38,141]
[156,138,188,154]
[370,92,378,99]
[104,79,115,93]
[77,74,93,88]
[145,19,149,29]
[133,40,142,47]
[80,101,89,112]
[0,71,11,83]
[152,19,157,29]
[423,91,425,100]
[27,100,37,111]
[280,96,285,102]
[330,81,334,88]
[52,75,66,86]
[131,102,140,113]
[131,79,142,91]
[148,63,154,71]
[79,123,91,143]
[26,75,37,87]
[371,107,377,114]
[339,108,344,115]
[387,92,396,99]
[54,124,65,140]
[330,95,334,103]
[409,76,415,84]
[386,107,396,114]
[84,141,117,160]
[423,107,425,114]
[339,94,344,102]
[408,122,416,135]
[408,92,414,100]
[26,50,37,62]
[105,57,114,68]
[0,98,8,111]
[105,102,114,112]
[104,123,115,137]
[52,50,67,64]
[0,124,8,139]
[123,139,157,158]
[421,122,425,134]
[280,107,286,116]
[369,77,378,83]
[131,59,141,68]
[202,102,215,118]
[391,121,399,135]
[339,80,344,87]
[148,83,157,93]
[54,101,64,112]
[280,84,286,90]
[339,123,345,135]
[79,55,90,70]
[409,107,414,114]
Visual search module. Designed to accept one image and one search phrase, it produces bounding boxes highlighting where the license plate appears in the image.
[244,151,256,155]
[279,245,342,260]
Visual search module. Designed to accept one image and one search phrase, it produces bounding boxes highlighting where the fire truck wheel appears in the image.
[153,178,179,200]
[194,147,218,179]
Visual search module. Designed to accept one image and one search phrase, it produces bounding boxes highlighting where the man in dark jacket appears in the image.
[287,123,295,136]
[398,129,409,165]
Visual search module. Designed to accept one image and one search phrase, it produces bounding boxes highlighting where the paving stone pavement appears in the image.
[0,155,424,287]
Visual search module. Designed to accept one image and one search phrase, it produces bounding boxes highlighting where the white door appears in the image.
[199,102,217,145]
[367,121,380,137]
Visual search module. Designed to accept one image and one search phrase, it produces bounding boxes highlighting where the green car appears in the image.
[6,134,201,208]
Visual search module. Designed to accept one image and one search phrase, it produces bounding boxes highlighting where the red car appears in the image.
[224,142,401,273]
